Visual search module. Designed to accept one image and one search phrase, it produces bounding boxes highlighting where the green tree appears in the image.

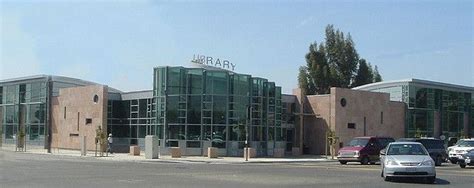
[352,59,374,87]
[373,65,382,82]
[300,24,383,94]
[298,66,310,94]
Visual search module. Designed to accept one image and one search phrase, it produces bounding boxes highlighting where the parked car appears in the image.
[380,142,436,184]
[397,138,447,166]
[447,139,474,164]
[337,136,394,165]
[458,149,474,168]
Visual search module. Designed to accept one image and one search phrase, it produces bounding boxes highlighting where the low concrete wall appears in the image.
[170,147,181,158]
[208,147,218,158]
[244,147,256,159]
[130,145,140,156]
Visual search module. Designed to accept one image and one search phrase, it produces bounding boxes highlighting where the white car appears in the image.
[447,139,474,164]
[380,142,436,184]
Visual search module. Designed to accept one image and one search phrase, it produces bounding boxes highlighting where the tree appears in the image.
[373,65,382,82]
[298,66,310,94]
[299,24,383,94]
[352,59,373,87]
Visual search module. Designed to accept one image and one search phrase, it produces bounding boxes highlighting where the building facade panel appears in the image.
[51,85,108,151]
[151,66,290,156]
[355,79,473,139]
[302,87,406,155]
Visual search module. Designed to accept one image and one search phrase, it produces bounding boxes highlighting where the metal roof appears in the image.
[353,78,474,93]
[0,74,123,94]
[121,90,153,100]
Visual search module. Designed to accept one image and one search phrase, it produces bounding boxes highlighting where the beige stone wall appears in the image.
[332,87,405,152]
[51,85,108,151]
[304,95,331,155]
[302,87,406,155]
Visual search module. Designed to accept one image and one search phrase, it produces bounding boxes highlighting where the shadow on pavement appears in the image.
[389,177,450,185]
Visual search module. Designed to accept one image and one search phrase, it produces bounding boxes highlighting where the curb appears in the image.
[1,148,337,164]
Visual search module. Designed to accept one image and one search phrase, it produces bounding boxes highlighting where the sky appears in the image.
[1,0,473,94]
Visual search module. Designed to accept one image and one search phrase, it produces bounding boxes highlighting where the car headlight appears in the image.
[385,159,399,166]
[447,148,453,152]
[421,160,434,166]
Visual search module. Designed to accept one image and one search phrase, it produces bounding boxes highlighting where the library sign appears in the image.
[191,54,236,71]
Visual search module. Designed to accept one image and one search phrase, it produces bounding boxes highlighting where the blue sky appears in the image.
[1,0,472,93]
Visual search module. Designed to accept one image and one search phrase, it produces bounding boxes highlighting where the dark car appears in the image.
[458,149,474,168]
[397,138,447,166]
[337,136,394,165]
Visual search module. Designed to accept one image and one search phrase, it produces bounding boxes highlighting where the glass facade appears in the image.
[107,98,158,149]
[360,81,474,138]
[1,75,123,148]
[152,66,292,156]
[0,81,48,146]
[1,72,294,156]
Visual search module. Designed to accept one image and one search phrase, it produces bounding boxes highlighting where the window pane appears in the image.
[213,96,226,124]
[187,125,201,140]
[168,125,185,139]
[230,124,246,141]
[187,96,201,124]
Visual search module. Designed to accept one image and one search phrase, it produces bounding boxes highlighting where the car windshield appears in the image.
[458,141,474,147]
[348,138,369,147]
[387,144,428,155]
[455,140,466,146]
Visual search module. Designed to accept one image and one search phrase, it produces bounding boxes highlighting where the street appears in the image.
[1,150,473,188]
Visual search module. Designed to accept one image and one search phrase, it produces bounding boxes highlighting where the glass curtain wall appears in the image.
[0,82,47,146]
[107,98,157,149]
[153,66,285,156]
[405,85,471,138]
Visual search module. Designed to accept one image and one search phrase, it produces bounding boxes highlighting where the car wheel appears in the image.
[449,159,457,164]
[360,157,369,165]
[383,176,391,182]
[425,176,436,184]
[370,162,376,165]
[339,161,347,165]
[435,155,442,166]
[460,163,466,168]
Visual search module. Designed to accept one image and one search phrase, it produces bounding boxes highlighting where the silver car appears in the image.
[380,142,436,184]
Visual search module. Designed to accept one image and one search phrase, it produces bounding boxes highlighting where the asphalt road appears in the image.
[1,150,473,188]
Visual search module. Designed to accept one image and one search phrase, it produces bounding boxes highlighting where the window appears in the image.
[348,123,356,129]
[381,111,384,124]
[93,95,99,104]
[86,118,92,124]
[0,86,3,104]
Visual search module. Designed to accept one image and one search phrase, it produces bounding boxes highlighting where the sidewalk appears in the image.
[1,145,337,164]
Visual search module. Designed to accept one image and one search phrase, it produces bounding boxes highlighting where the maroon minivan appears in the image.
[337,136,394,165]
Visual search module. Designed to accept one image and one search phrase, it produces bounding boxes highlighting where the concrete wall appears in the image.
[51,85,108,151]
[302,87,406,155]
[332,87,405,152]
[304,95,331,155]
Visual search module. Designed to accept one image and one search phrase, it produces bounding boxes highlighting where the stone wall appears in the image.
[51,85,108,151]
[302,87,406,155]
